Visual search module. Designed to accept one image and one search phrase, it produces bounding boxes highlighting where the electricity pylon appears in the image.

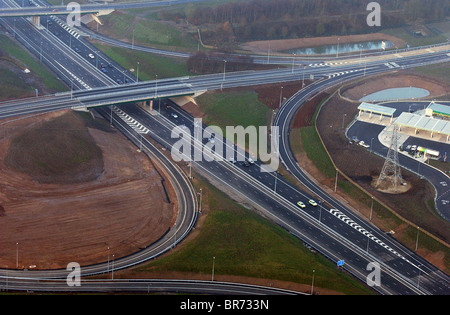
[377,124,403,192]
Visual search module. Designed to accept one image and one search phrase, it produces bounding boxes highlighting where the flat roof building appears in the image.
[395,112,450,141]
[358,102,396,123]
[426,102,450,119]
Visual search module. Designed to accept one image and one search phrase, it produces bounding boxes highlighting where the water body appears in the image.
[288,40,394,55]
[360,87,430,102]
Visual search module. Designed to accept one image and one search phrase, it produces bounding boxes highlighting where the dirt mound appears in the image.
[0,110,176,270]
[4,111,104,184]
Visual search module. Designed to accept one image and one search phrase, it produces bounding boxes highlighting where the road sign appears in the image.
[337,260,345,267]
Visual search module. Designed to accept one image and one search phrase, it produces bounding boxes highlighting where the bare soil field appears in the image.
[0,110,176,270]
[240,33,406,55]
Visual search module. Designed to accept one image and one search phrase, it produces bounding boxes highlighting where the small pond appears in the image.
[287,40,394,55]
[360,87,430,102]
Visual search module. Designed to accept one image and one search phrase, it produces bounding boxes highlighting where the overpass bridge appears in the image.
[0,0,115,27]
[0,0,209,18]
[0,5,104,18]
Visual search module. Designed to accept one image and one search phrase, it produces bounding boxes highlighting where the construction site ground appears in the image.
[0,110,176,270]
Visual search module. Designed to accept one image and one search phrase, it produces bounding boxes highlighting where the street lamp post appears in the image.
[212,256,215,281]
[155,74,158,98]
[16,242,18,268]
[223,60,227,81]
[279,86,283,109]
[136,61,140,83]
[415,226,420,251]
[334,169,339,192]
[198,188,202,213]
[274,172,278,193]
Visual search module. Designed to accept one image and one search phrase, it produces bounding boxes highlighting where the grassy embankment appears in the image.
[0,34,67,95]
[195,90,272,152]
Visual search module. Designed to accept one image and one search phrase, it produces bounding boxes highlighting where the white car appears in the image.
[359,141,370,148]
[88,53,95,59]
[170,113,178,119]
[309,199,318,207]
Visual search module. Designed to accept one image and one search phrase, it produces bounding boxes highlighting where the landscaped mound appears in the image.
[4,111,104,184]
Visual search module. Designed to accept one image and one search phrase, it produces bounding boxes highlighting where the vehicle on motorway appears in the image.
[297,201,306,208]
[248,157,255,164]
[88,53,95,59]
[170,113,178,119]
[229,157,236,163]
[309,199,318,207]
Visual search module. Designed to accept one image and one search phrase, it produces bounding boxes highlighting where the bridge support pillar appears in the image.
[139,100,153,111]
[31,16,41,28]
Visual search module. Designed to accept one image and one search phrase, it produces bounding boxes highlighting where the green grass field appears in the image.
[0,34,67,92]
[92,42,191,80]
[382,26,448,48]
[98,11,198,52]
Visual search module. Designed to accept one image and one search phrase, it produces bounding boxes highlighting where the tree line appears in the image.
[161,0,449,49]
[186,51,256,74]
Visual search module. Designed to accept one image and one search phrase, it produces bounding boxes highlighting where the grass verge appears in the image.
[91,41,192,79]
[0,34,67,92]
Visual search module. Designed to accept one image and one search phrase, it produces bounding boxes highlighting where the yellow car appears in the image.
[297,201,306,208]
[309,199,318,207]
